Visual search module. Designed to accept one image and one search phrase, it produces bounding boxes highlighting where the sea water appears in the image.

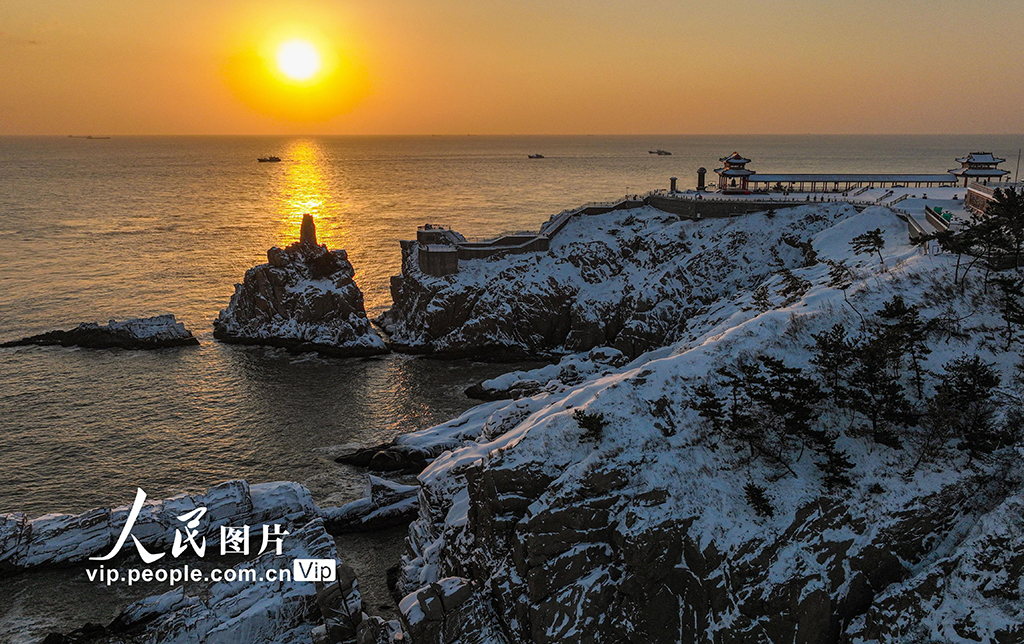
[1,134,1021,638]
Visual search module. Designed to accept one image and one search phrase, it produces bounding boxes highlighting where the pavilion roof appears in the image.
[949,167,1010,177]
[748,173,957,184]
[715,167,756,176]
[719,152,751,164]
[955,152,1005,165]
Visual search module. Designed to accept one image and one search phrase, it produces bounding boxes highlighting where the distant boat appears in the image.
[68,135,111,139]
[656,149,672,156]
[257,156,281,163]
[528,154,545,159]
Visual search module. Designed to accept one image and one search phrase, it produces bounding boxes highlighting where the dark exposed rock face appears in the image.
[1,315,199,350]
[379,204,855,360]
[402,439,1024,644]
[214,220,386,357]
[334,443,430,474]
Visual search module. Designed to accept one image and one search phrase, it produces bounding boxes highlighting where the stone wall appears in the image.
[965,186,993,215]
[647,195,802,219]
[418,246,460,276]
[457,236,550,260]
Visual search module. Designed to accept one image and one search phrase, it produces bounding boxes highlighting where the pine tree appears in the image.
[944,356,1003,459]
[810,324,856,403]
[752,283,772,312]
[936,230,969,286]
[744,482,775,518]
[717,360,765,457]
[573,409,607,442]
[751,355,825,451]
[827,260,862,321]
[846,333,915,448]
[692,383,726,432]
[851,228,886,268]
[777,268,811,305]
[876,296,931,399]
[818,438,855,490]
[987,188,1024,268]
[992,274,1024,350]
[917,355,1002,467]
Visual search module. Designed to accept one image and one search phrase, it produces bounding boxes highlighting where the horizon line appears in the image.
[4,132,1024,138]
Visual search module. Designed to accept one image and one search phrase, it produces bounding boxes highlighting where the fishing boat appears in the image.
[257,156,281,163]
[528,154,545,159]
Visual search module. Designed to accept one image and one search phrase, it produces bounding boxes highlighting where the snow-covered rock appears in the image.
[108,517,358,644]
[0,480,319,570]
[322,476,420,533]
[465,346,630,400]
[0,314,199,350]
[379,203,860,359]
[392,205,1024,644]
[214,215,387,358]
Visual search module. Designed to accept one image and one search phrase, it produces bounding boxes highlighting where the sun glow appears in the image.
[276,40,322,81]
[222,22,369,123]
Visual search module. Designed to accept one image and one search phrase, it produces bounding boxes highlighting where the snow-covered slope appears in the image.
[389,205,1024,644]
[381,203,861,359]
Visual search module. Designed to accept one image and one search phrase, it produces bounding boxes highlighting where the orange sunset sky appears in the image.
[2,0,1022,135]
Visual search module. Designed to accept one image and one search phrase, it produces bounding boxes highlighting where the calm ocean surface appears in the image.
[1,134,1022,637]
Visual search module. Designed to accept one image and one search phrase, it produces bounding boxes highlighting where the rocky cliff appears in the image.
[379,204,856,359]
[388,206,1024,644]
[214,215,386,357]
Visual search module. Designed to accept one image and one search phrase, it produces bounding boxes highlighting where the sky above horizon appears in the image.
[2,0,1022,136]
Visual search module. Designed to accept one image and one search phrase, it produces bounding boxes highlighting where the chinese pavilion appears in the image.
[949,152,1010,187]
[714,152,755,191]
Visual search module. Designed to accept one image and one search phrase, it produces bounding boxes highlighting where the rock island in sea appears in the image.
[0,314,199,350]
[214,214,387,357]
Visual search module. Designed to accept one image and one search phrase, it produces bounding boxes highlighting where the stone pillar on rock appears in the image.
[300,214,318,247]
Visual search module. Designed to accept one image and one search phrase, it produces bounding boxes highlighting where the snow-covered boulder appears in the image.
[0,314,199,350]
[465,346,630,400]
[107,517,358,644]
[322,476,419,533]
[214,215,387,358]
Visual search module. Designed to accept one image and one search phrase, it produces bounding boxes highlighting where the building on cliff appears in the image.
[949,152,1011,187]
[714,152,755,192]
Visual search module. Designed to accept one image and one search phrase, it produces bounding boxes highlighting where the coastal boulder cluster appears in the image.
[214,214,386,357]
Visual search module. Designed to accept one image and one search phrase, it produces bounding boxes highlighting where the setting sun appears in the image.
[276,40,321,81]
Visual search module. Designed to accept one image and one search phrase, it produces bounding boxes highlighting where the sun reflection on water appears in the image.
[275,139,350,250]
